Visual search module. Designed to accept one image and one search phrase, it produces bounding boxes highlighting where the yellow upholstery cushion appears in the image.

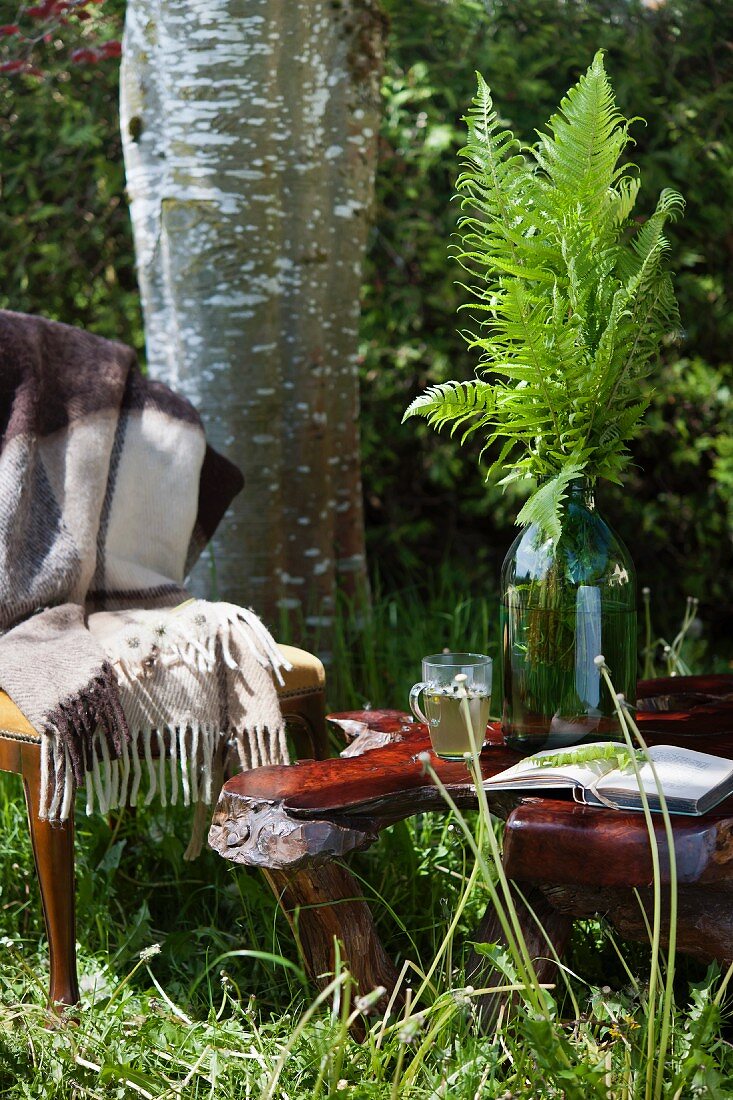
[0,690,40,740]
[276,644,325,698]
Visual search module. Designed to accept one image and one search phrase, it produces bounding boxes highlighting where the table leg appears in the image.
[466,881,573,1030]
[264,862,401,1039]
[542,882,733,964]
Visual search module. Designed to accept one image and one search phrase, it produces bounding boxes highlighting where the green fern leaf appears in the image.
[516,465,587,540]
[534,51,632,221]
[402,380,494,441]
[607,175,641,226]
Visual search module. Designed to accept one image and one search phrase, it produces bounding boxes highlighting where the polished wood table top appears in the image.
[211,675,733,873]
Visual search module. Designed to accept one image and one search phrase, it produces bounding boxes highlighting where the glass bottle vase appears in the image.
[500,479,636,752]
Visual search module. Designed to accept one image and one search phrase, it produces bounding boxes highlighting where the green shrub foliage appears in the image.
[0,0,730,654]
[0,0,141,350]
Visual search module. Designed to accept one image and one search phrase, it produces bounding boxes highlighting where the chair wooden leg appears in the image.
[283,689,330,760]
[20,744,79,1010]
[305,690,330,759]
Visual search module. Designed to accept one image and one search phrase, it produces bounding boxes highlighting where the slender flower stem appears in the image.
[599,663,677,1100]
[412,854,481,1006]
[420,760,541,1011]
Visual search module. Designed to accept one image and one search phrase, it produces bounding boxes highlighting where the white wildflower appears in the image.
[398,1017,422,1044]
[354,985,386,1014]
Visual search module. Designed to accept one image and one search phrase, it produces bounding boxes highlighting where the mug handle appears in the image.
[410,682,431,726]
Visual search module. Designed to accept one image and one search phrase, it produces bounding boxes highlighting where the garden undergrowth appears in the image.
[0,576,730,1097]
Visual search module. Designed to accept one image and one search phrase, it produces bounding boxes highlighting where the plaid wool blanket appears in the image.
[0,311,290,840]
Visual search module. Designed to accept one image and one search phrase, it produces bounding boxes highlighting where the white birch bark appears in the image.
[120,0,385,640]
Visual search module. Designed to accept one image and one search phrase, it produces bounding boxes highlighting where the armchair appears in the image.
[0,652,325,1010]
[0,311,328,1010]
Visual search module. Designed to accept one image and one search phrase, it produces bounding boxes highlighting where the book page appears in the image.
[483,743,618,792]
[596,744,733,805]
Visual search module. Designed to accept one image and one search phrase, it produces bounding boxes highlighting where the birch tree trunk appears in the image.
[120,0,385,643]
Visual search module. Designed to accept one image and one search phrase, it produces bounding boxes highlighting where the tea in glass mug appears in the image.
[410,652,492,760]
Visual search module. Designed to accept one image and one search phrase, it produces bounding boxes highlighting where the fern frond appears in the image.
[403,54,682,535]
[607,175,641,226]
[621,188,685,287]
[534,50,632,222]
[402,380,494,441]
[515,465,587,541]
[456,72,527,235]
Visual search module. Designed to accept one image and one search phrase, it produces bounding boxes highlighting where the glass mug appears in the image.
[410,652,493,760]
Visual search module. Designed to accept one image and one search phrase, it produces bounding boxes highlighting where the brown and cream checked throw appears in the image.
[0,310,290,839]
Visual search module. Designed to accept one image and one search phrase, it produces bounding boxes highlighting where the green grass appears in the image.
[0,571,730,1097]
[284,567,498,715]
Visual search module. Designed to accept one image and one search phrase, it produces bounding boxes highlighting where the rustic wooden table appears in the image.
[210,675,733,1034]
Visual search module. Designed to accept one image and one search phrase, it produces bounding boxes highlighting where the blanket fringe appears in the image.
[38,601,292,837]
[40,722,288,823]
[44,661,129,790]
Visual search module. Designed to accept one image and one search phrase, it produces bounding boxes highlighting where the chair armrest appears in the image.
[0,690,39,738]
[276,645,325,699]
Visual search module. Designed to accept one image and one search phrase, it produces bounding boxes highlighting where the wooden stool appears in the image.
[0,642,326,1011]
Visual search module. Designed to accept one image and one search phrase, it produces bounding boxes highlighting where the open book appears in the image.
[482,743,733,815]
